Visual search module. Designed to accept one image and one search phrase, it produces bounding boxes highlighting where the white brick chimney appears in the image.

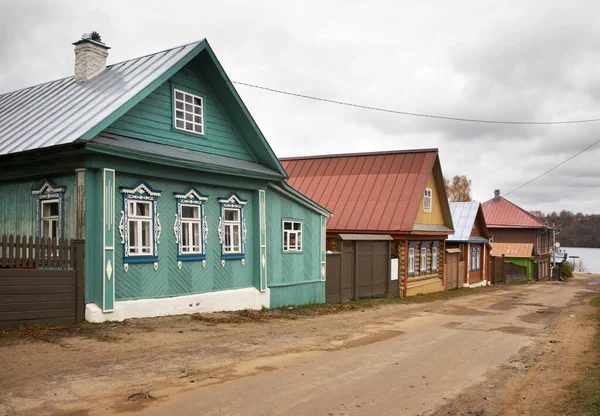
[73,34,110,83]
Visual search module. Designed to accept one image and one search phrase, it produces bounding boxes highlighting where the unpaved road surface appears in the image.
[1,274,598,416]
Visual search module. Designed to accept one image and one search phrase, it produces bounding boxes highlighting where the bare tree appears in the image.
[575,259,586,272]
[444,175,472,202]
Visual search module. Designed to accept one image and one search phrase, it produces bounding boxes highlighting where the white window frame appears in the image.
[180,204,202,255]
[223,207,242,254]
[476,248,481,270]
[41,199,60,240]
[283,220,302,252]
[423,188,432,213]
[408,247,415,274]
[127,200,154,256]
[173,88,204,135]
[432,246,438,272]
[420,246,427,273]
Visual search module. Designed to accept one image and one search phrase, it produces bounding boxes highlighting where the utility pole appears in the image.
[552,222,556,280]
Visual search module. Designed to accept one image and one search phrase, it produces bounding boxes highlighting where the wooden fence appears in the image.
[0,235,85,328]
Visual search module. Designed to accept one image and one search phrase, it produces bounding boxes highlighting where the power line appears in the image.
[232,80,600,125]
[503,138,600,197]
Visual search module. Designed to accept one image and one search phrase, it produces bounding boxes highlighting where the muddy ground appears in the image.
[0,274,598,416]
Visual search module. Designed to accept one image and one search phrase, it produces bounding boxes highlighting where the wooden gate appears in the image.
[0,235,85,329]
[325,240,390,303]
[446,252,459,290]
[356,241,388,298]
[491,256,505,284]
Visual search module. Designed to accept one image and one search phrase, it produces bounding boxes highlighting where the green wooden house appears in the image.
[0,35,330,322]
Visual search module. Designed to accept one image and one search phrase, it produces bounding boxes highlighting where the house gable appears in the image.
[413,156,453,231]
[471,206,489,239]
[104,57,255,162]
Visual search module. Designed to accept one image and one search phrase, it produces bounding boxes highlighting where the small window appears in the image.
[420,246,427,273]
[174,89,204,135]
[432,246,438,272]
[41,200,60,240]
[423,188,432,213]
[128,200,153,255]
[489,236,493,244]
[120,181,162,264]
[408,248,415,274]
[283,221,302,252]
[181,205,202,254]
[223,208,241,254]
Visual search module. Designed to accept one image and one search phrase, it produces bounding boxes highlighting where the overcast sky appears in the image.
[1,0,599,214]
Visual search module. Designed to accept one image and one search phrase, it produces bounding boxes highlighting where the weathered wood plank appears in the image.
[0,293,77,303]
[0,309,76,321]
[0,301,77,313]
[0,277,76,286]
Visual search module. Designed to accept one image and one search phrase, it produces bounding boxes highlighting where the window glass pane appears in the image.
[185,94,193,103]
[192,223,200,250]
[194,97,202,106]
[51,220,58,239]
[176,101,183,109]
[194,116,202,124]
[232,225,240,250]
[289,233,296,247]
[129,221,137,248]
[186,122,193,130]
[182,205,198,219]
[284,222,292,230]
[225,225,232,250]
[142,221,151,247]
[176,110,184,119]
[225,209,239,222]
[194,125,202,133]
[136,203,149,217]
[42,221,50,239]
[297,232,302,249]
[176,120,184,128]
[194,106,202,115]
[182,223,190,251]
[185,104,193,112]
[293,222,301,230]
[175,91,183,100]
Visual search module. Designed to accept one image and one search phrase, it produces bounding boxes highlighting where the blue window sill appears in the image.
[222,253,245,260]
[178,254,206,261]
[124,256,158,264]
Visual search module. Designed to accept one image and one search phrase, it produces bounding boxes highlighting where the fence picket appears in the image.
[0,235,78,270]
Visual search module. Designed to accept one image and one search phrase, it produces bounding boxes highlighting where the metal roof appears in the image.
[0,41,202,155]
[490,242,534,258]
[90,133,284,179]
[447,201,482,241]
[481,196,545,228]
[280,150,441,233]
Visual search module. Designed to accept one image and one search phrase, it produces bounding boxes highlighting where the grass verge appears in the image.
[559,296,600,415]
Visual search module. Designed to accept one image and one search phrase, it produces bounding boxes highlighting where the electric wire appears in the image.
[232,81,600,125]
[503,138,600,197]
[231,80,600,195]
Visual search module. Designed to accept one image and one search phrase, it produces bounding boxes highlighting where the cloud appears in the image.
[0,0,599,214]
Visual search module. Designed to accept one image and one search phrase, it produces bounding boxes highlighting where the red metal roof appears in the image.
[280,149,438,233]
[481,196,545,228]
[490,242,534,258]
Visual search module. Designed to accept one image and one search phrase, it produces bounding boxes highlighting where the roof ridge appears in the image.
[280,148,439,161]
[0,39,205,98]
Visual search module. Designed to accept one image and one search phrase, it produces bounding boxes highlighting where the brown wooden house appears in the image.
[280,149,454,300]
[482,190,552,280]
[445,202,491,290]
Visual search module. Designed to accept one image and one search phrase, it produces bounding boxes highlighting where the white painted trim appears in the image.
[102,168,115,313]
[85,287,271,322]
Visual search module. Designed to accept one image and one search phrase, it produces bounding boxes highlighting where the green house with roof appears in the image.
[0,35,330,322]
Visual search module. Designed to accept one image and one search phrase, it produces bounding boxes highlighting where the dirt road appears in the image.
[1,275,598,416]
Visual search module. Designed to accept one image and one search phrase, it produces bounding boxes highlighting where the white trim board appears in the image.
[85,287,271,322]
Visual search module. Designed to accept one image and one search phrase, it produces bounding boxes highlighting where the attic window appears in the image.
[174,89,204,135]
[423,188,432,213]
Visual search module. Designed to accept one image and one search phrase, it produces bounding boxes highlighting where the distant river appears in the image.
[562,247,600,273]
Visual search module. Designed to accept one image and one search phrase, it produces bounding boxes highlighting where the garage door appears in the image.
[356,241,388,297]
[446,252,459,290]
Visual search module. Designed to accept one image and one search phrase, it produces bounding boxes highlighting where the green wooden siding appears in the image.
[270,282,325,308]
[0,174,77,239]
[266,188,324,307]
[112,173,254,301]
[104,62,254,162]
